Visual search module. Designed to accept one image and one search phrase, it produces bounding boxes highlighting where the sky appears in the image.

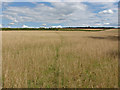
[0,0,119,28]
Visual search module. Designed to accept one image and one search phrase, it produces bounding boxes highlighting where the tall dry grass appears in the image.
[2,30,118,88]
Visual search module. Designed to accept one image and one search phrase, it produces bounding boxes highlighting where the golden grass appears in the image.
[2,29,118,88]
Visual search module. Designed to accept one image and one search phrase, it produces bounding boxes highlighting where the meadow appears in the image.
[2,29,118,88]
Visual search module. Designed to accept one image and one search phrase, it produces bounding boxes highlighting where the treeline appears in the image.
[0,27,115,31]
[1,28,59,31]
[1,28,103,31]
[65,27,116,29]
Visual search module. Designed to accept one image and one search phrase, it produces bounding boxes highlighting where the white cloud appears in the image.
[22,25,29,28]
[8,26,11,28]
[104,23,110,25]
[99,9,114,14]
[3,2,88,24]
[9,22,15,25]
[51,25,62,28]
[0,24,2,28]
[2,2,118,27]
[22,25,34,28]
[94,23,102,26]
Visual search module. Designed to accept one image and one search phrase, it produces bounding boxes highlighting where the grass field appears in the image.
[2,29,118,88]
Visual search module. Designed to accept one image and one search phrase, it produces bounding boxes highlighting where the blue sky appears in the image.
[1,1,119,28]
